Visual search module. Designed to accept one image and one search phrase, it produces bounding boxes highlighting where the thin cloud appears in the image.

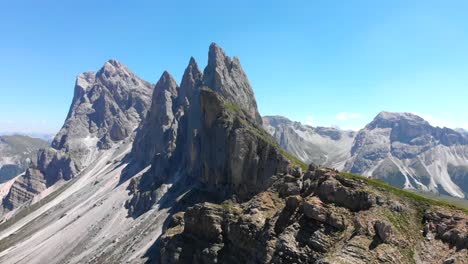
[331,124,362,131]
[305,116,315,126]
[335,112,363,121]
[413,112,455,129]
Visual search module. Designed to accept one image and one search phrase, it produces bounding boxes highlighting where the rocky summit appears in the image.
[0,44,466,264]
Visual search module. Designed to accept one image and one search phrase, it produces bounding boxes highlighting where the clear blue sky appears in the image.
[1,0,468,134]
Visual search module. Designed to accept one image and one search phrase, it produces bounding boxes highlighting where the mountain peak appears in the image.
[103,58,126,71]
[155,71,178,96]
[160,70,177,85]
[185,57,202,78]
[180,57,202,92]
[96,59,131,80]
[188,56,197,66]
[203,43,262,124]
[367,111,429,130]
[105,58,123,67]
[376,111,425,122]
[207,42,229,69]
[262,115,293,127]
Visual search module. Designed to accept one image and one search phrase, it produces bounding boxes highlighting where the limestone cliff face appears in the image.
[126,44,294,216]
[198,88,290,200]
[132,71,180,168]
[2,60,153,212]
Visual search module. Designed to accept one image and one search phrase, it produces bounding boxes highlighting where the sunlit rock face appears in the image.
[345,111,468,198]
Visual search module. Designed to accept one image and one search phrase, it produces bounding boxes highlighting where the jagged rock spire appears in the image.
[132,71,180,166]
[181,57,203,89]
[154,71,179,98]
[203,43,263,125]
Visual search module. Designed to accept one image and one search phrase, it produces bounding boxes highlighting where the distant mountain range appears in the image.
[0,135,49,183]
[0,132,55,143]
[0,44,466,264]
[265,112,468,198]
[263,116,356,169]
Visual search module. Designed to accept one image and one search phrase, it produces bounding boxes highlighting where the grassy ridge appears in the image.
[340,172,468,213]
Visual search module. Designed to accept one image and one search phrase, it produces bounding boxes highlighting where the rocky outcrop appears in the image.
[2,168,46,210]
[263,116,356,169]
[160,167,468,264]
[345,111,468,198]
[0,135,49,183]
[423,209,468,250]
[2,60,153,213]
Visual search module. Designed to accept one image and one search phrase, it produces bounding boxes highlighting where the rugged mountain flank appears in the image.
[1,59,153,213]
[263,116,356,169]
[345,112,468,198]
[0,135,49,183]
